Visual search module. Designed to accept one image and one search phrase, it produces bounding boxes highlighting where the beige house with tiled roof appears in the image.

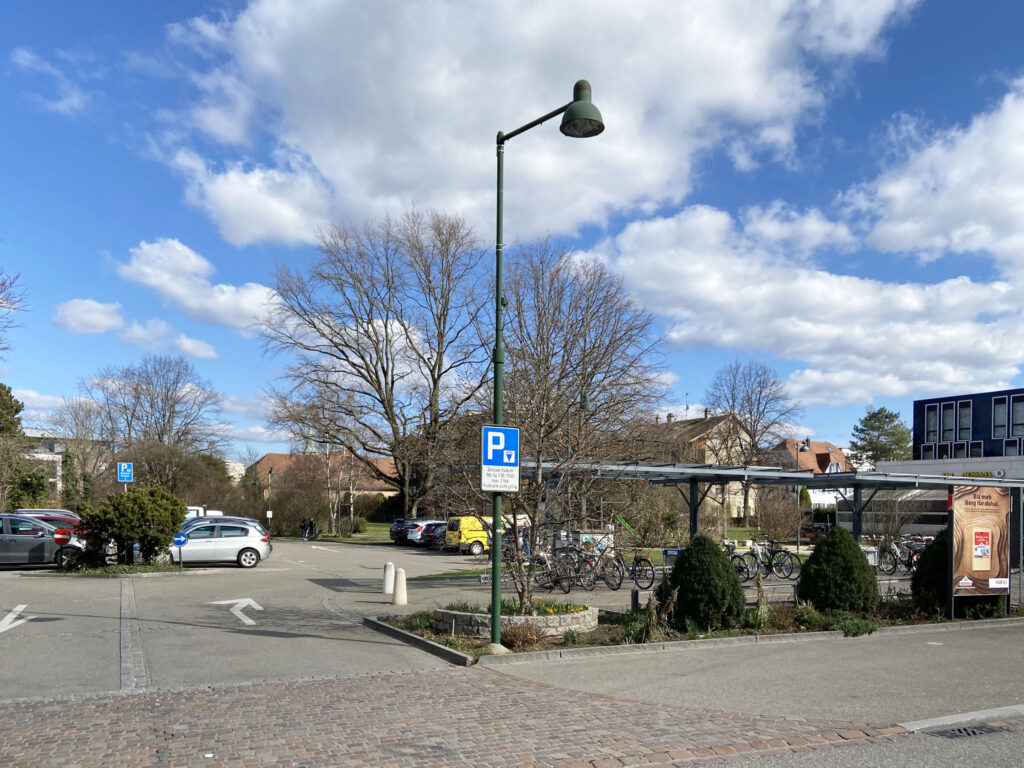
[638,409,755,521]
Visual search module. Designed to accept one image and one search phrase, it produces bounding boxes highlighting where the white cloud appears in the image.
[223,423,289,443]
[121,319,172,350]
[850,77,1024,270]
[221,394,271,420]
[116,238,277,330]
[52,299,124,334]
[10,47,90,116]
[591,205,1022,406]
[12,388,64,410]
[741,201,856,256]
[155,1,914,244]
[172,149,329,246]
[174,333,218,359]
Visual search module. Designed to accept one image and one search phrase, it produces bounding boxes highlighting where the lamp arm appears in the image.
[498,102,572,144]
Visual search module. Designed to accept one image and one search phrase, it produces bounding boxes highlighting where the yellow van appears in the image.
[445,516,497,555]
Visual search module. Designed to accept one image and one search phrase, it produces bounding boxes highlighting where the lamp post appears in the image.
[267,467,273,522]
[490,80,604,646]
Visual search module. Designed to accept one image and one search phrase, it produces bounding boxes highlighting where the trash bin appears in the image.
[662,548,684,570]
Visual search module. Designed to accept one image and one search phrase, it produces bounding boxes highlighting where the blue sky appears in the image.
[4,1,1024,462]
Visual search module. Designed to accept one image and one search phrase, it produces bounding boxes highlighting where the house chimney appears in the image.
[704,407,710,419]
[666,413,674,423]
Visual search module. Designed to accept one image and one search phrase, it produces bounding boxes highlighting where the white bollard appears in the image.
[383,562,395,595]
[392,567,408,606]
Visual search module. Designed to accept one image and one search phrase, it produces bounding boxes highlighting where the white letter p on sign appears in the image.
[487,431,505,461]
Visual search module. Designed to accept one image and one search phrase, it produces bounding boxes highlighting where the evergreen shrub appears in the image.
[796,526,878,613]
[668,534,745,631]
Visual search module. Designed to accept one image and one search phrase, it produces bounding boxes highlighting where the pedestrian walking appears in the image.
[300,519,308,540]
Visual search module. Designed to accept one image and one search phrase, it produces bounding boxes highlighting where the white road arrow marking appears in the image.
[209,598,264,626]
[0,604,34,634]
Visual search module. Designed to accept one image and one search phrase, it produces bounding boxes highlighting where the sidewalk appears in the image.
[0,667,906,768]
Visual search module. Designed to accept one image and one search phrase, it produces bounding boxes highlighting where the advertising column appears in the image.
[952,486,1010,598]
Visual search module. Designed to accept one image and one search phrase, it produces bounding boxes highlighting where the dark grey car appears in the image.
[0,514,84,568]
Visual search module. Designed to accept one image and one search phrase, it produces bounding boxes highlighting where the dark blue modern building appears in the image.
[913,387,1024,461]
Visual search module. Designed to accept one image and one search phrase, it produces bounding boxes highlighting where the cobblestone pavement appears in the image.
[0,666,906,768]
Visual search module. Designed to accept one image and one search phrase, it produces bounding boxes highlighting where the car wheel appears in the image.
[237,548,260,568]
[469,541,484,556]
[55,547,79,570]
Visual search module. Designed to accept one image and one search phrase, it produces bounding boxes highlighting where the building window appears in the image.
[921,444,935,460]
[937,443,950,459]
[1005,439,1019,457]
[926,404,939,443]
[941,402,955,442]
[953,443,967,458]
[957,400,972,441]
[970,441,983,458]
[994,396,1008,438]
[1012,395,1024,437]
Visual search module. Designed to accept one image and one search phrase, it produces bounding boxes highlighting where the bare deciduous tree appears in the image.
[48,396,111,508]
[264,210,488,517]
[0,270,26,356]
[83,355,225,454]
[756,486,804,543]
[495,242,664,611]
[703,361,803,525]
[864,489,927,544]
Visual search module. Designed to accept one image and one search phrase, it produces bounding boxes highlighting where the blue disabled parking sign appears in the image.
[481,425,520,492]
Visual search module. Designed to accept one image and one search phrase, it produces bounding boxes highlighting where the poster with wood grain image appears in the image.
[952,485,1010,597]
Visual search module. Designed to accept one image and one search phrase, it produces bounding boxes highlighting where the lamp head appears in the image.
[560,80,605,138]
[580,392,594,412]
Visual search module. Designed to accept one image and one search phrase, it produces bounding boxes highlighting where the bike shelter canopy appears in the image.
[519,460,1024,541]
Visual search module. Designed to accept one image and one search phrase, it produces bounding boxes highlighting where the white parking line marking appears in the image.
[0,604,33,634]
[209,598,264,626]
[310,546,338,553]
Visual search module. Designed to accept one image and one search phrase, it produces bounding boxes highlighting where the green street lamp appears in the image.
[490,80,604,647]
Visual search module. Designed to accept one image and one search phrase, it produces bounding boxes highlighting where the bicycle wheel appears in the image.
[731,554,750,582]
[771,551,795,580]
[876,548,897,575]
[601,559,624,590]
[896,549,913,575]
[633,558,655,590]
[786,552,801,580]
[742,552,759,580]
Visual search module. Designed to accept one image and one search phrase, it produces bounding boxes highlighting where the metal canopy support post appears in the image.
[835,485,878,543]
[674,479,710,540]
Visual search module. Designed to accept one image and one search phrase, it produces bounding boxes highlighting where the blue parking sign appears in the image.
[481,425,519,492]
[118,462,134,483]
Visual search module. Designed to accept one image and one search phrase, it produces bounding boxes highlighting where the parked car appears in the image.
[15,509,83,532]
[420,521,448,549]
[394,518,429,545]
[406,519,444,546]
[185,506,225,519]
[445,516,506,556]
[389,518,408,542]
[180,516,267,535]
[168,521,271,568]
[0,513,85,568]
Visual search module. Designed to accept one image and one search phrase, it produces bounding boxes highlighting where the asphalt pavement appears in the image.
[2,538,1023,767]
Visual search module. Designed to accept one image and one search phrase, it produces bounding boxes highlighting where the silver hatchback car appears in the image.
[168,520,271,568]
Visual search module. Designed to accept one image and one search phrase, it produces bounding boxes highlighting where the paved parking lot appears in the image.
[2,539,1022,767]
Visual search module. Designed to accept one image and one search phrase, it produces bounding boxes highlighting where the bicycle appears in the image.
[876,537,926,575]
[614,548,655,590]
[744,539,799,580]
[723,539,751,582]
[583,535,625,590]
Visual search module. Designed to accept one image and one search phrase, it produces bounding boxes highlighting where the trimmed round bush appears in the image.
[668,534,745,631]
[797,526,878,613]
